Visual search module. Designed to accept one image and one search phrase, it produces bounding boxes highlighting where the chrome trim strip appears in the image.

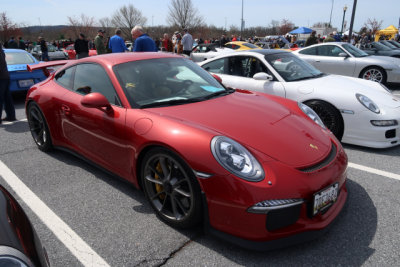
[193,170,213,178]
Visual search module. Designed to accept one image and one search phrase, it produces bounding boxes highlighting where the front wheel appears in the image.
[304,100,344,141]
[141,148,202,228]
[27,102,53,152]
[360,67,386,84]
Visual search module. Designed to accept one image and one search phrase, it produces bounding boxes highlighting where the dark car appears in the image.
[379,40,400,50]
[360,42,400,58]
[386,40,400,48]
[0,185,50,266]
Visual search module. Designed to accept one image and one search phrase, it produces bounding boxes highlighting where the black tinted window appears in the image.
[74,63,121,106]
[55,66,75,89]
[299,47,317,55]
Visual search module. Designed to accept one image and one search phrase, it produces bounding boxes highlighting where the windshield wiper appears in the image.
[140,98,203,108]
[202,88,235,100]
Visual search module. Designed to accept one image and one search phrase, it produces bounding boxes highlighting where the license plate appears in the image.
[313,183,339,216]
[18,79,34,88]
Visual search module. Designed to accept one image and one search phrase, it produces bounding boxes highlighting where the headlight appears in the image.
[211,136,264,182]
[298,102,326,128]
[356,93,380,114]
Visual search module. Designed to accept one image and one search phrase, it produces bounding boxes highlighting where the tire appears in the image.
[360,66,387,84]
[304,100,344,141]
[141,148,202,228]
[27,102,53,152]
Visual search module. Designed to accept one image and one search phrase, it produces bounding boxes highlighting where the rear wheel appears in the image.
[360,67,386,84]
[27,102,53,152]
[304,100,344,140]
[141,148,202,228]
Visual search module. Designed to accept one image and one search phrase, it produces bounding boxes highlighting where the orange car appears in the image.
[224,41,261,50]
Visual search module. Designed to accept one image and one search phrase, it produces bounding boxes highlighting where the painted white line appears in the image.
[1,118,27,125]
[349,162,400,181]
[0,160,110,267]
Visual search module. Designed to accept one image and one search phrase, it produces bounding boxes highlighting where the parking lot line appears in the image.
[0,160,110,267]
[349,162,400,181]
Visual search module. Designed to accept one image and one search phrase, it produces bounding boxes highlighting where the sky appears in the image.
[2,0,399,32]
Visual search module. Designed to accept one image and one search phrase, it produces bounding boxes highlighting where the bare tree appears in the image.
[279,19,294,35]
[111,4,147,40]
[67,14,96,40]
[0,12,21,44]
[98,17,114,37]
[363,18,383,35]
[167,0,204,30]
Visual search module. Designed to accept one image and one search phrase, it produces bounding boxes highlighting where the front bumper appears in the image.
[198,142,348,249]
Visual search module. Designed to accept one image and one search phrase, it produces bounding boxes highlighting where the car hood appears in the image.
[148,91,332,168]
[291,74,400,108]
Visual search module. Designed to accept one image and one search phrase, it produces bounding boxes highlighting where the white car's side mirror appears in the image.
[338,52,348,58]
[253,72,273,81]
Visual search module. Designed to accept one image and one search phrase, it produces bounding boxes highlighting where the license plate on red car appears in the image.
[18,79,34,88]
[313,183,339,216]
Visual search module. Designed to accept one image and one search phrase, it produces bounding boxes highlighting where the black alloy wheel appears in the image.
[304,100,344,141]
[141,148,202,228]
[27,102,53,152]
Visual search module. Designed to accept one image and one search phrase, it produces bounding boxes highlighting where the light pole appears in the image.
[341,5,347,34]
[240,0,244,40]
[329,0,334,28]
[348,0,358,43]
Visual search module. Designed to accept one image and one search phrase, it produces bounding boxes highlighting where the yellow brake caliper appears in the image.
[155,162,165,200]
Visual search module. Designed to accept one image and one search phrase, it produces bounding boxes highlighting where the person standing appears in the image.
[162,33,173,52]
[18,37,26,50]
[323,33,336,42]
[305,31,318,47]
[39,37,49,61]
[109,29,128,53]
[7,37,18,49]
[131,26,157,52]
[74,33,89,59]
[0,42,16,124]
[220,33,229,47]
[94,29,107,55]
[181,29,193,56]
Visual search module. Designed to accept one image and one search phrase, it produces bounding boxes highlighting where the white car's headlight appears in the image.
[211,136,264,182]
[298,102,326,128]
[356,93,380,114]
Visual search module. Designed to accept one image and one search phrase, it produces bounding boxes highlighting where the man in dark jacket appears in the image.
[39,37,49,61]
[94,30,107,55]
[74,33,89,59]
[305,31,318,47]
[18,37,26,50]
[7,37,18,48]
[0,42,16,124]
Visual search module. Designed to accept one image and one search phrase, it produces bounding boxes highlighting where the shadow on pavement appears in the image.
[0,120,29,134]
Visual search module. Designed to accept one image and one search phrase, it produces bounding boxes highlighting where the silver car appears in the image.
[31,44,69,61]
[293,42,400,84]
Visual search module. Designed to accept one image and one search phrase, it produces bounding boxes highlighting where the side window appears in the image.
[225,44,233,49]
[55,66,75,90]
[202,58,226,74]
[318,45,344,57]
[331,46,345,57]
[74,64,121,106]
[227,56,249,77]
[299,47,317,55]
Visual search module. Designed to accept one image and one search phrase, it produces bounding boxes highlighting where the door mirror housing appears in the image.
[253,72,273,81]
[81,92,112,112]
[338,52,348,58]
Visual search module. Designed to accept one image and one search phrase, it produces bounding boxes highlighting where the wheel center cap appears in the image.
[163,182,173,194]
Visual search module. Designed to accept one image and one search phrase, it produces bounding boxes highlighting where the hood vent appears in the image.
[298,142,337,173]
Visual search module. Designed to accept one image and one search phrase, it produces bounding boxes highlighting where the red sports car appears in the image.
[26,53,348,250]
[64,44,97,59]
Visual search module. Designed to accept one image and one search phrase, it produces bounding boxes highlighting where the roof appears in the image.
[4,49,29,53]
[237,49,290,56]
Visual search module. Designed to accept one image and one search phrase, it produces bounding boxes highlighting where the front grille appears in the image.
[298,142,337,173]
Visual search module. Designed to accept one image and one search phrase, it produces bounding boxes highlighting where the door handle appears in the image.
[61,105,71,115]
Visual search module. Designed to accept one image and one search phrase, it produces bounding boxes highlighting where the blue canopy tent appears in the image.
[289,27,313,34]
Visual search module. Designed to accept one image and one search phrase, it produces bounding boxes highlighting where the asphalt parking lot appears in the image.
[1,86,400,266]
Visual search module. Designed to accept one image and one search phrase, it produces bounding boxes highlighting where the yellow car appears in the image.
[224,41,261,50]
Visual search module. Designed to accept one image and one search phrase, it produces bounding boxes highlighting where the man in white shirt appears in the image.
[181,29,193,56]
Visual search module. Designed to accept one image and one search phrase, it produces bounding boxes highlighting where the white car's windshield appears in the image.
[342,44,369,57]
[265,53,323,82]
[114,57,230,108]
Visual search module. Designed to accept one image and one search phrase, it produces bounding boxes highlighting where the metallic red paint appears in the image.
[26,52,348,248]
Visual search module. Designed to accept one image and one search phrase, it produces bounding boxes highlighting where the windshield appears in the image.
[5,52,35,65]
[388,40,400,48]
[342,44,369,57]
[114,57,228,108]
[47,44,58,52]
[372,42,392,51]
[380,41,397,49]
[243,43,259,49]
[264,53,322,82]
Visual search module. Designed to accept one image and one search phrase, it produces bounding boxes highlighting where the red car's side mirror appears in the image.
[81,92,112,112]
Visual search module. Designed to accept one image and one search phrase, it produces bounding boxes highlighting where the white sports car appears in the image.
[190,43,234,62]
[199,50,400,148]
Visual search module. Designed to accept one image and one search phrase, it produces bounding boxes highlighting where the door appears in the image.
[60,63,131,178]
[313,45,356,76]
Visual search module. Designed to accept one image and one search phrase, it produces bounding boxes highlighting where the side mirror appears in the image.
[253,72,273,81]
[338,52,348,58]
[212,74,223,84]
[81,92,112,113]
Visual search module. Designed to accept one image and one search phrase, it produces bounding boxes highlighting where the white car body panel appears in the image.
[200,51,400,148]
